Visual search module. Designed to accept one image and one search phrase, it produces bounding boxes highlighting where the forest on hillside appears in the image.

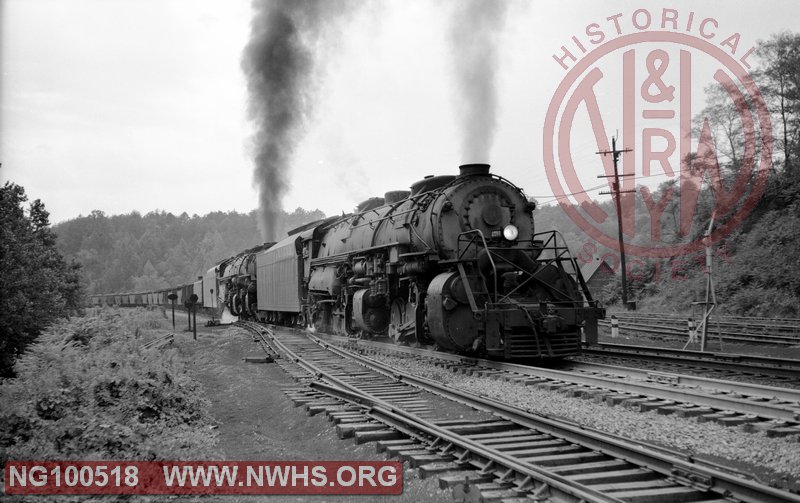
[54,208,325,295]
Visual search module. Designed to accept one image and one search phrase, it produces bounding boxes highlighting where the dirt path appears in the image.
[173,322,447,502]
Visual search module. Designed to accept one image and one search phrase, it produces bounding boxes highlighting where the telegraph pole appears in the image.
[598,136,635,308]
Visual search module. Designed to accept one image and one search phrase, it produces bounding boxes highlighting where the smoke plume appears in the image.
[242,0,354,241]
[446,0,510,162]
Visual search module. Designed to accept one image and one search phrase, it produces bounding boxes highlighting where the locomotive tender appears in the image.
[94,164,604,359]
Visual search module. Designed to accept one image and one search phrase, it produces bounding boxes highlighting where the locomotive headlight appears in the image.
[503,224,519,241]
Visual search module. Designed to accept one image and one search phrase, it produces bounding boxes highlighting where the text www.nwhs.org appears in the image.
[4,461,403,495]
[163,463,399,488]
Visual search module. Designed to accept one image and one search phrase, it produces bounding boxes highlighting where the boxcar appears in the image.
[256,233,303,321]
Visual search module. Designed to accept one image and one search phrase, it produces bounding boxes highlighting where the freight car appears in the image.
[90,164,604,360]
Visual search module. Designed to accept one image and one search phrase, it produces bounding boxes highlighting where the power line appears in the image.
[533,163,759,205]
[530,182,608,201]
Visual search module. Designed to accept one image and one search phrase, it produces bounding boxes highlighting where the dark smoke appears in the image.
[447,0,510,162]
[242,0,355,241]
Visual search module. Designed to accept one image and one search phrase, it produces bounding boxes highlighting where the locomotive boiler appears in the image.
[255,164,603,359]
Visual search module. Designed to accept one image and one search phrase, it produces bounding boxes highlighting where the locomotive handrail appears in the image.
[533,230,573,259]
[491,230,591,305]
[533,230,598,306]
[309,242,405,266]
[349,207,416,230]
[370,198,411,248]
[457,230,580,305]
[457,229,498,302]
[408,224,433,251]
[496,261,575,304]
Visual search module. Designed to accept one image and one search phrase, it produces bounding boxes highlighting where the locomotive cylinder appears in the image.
[353,289,389,334]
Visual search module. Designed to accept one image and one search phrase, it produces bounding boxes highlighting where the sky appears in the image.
[1,0,798,225]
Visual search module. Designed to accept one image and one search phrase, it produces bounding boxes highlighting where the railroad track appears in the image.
[235,321,800,503]
[320,335,800,438]
[612,312,800,332]
[600,313,800,346]
[581,342,800,383]
[141,332,174,349]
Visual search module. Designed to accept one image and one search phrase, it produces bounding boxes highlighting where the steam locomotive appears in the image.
[92,164,604,359]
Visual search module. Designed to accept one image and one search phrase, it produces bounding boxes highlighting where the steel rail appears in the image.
[239,322,800,501]
[242,323,621,502]
[310,381,622,503]
[584,343,800,377]
[598,319,800,345]
[141,332,174,349]
[609,312,800,329]
[566,361,800,404]
[327,335,800,421]
[303,332,799,503]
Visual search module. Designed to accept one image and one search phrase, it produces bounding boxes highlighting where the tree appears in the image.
[757,32,800,174]
[693,83,746,169]
[53,207,322,295]
[0,183,85,376]
[131,260,169,291]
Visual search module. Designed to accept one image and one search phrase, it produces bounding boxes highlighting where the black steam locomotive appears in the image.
[94,164,604,360]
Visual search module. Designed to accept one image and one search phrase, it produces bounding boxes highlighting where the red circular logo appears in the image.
[544,28,772,259]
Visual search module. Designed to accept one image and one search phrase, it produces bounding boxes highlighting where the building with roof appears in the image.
[580,256,616,301]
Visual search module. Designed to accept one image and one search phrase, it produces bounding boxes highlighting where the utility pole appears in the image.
[598,136,635,308]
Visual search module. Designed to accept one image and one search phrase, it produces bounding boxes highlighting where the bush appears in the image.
[0,308,217,464]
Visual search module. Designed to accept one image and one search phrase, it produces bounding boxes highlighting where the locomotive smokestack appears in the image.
[458,163,491,177]
[446,0,510,162]
[241,0,356,241]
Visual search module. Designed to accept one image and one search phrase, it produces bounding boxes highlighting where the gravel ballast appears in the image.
[367,353,800,488]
